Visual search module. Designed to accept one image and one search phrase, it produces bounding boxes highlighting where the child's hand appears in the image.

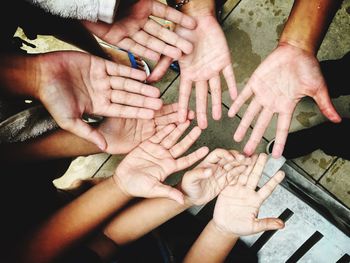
[180,149,251,206]
[98,103,195,154]
[113,121,209,204]
[213,153,285,237]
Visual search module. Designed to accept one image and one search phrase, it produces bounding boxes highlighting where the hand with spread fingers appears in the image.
[181,149,251,206]
[212,153,285,236]
[148,0,236,129]
[98,103,195,154]
[36,51,164,150]
[82,0,196,62]
[114,121,209,204]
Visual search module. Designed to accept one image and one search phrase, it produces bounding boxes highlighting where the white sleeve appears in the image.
[98,0,119,23]
[26,0,101,22]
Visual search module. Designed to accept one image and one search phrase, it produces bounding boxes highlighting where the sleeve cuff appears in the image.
[98,0,119,23]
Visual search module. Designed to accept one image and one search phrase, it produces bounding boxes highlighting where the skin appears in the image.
[183,153,285,263]
[82,0,197,61]
[148,0,237,129]
[228,0,343,158]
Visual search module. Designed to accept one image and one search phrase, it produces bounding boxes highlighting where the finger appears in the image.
[111,90,162,110]
[170,126,203,158]
[258,171,285,201]
[252,218,285,234]
[175,146,210,171]
[178,78,193,123]
[237,154,258,185]
[161,121,191,149]
[209,75,222,121]
[106,61,147,81]
[110,77,160,97]
[155,103,178,117]
[147,55,173,83]
[234,98,262,142]
[243,109,274,156]
[132,29,182,60]
[144,19,193,54]
[313,85,341,123]
[117,38,160,61]
[229,150,247,163]
[102,104,155,119]
[272,113,293,158]
[223,64,237,100]
[60,118,107,151]
[152,1,196,29]
[196,81,208,129]
[228,85,253,117]
[246,153,268,189]
[227,165,247,182]
[149,124,176,144]
[205,148,235,165]
[151,183,185,204]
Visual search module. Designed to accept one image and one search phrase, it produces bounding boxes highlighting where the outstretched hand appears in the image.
[148,15,236,129]
[213,153,285,236]
[181,149,250,206]
[228,44,341,158]
[114,121,209,204]
[82,0,196,61]
[38,51,163,150]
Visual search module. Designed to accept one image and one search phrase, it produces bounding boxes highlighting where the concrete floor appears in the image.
[17,0,350,230]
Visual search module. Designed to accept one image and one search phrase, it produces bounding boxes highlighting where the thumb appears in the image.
[313,86,341,123]
[151,183,185,204]
[147,56,173,83]
[61,118,107,151]
[253,218,285,233]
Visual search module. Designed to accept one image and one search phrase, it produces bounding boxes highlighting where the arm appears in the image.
[229,0,343,158]
[184,154,285,263]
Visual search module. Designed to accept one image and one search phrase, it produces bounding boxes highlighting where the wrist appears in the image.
[176,0,216,17]
[175,183,196,208]
[111,172,133,200]
[278,36,316,55]
[210,220,239,240]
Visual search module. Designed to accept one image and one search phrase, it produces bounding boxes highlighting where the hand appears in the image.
[98,103,195,154]
[148,15,237,129]
[37,51,163,150]
[82,0,196,61]
[181,149,251,206]
[213,153,285,237]
[114,121,209,203]
[228,43,341,158]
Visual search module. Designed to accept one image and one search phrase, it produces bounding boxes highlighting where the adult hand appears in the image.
[98,103,195,154]
[228,43,341,158]
[148,15,236,129]
[82,0,196,61]
[38,51,162,150]
[181,149,250,205]
[213,153,285,236]
[114,121,209,204]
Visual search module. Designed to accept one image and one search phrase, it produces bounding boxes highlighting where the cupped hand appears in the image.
[181,149,251,206]
[213,153,285,236]
[228,43,341,158]
[148,15,237,129]
[82,0,196,61]
[38,51,162,150]
[114,121,209,204]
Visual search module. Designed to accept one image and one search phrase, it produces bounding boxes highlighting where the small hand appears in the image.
[98,103,195,154]
[213,153,285,236]
[83,0,196,61]
[181,149,250,205]
[228,44,341,157]
[114,121,209,203]
[148,15,237,129]
[38,51,162,150]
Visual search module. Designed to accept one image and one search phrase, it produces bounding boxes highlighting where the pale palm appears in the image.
[229,44,341,158]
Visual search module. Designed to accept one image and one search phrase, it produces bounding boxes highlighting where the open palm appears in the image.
[229,44,341,158]
[213,154,285,236]
[114,121,209,203]
[82,0,196,61]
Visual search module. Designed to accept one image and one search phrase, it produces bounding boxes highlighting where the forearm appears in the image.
[17,176,131,263]
[0,54,40,98]
[176,0,216,17]
[104,191,192,245]
[183,220,238,263]
[279,0,343,54]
